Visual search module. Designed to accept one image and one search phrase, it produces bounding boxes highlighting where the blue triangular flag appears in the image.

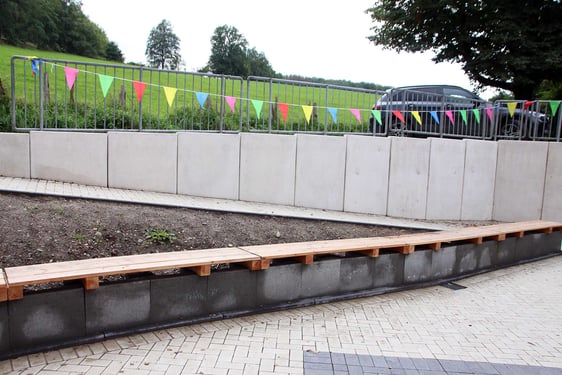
[430,111,440,125]
[328,108,338,123]
[196,92,209,109]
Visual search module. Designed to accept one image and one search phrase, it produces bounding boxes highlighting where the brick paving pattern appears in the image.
[0,255,561,374]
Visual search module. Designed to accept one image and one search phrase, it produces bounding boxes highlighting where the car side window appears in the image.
[443,88,479,100]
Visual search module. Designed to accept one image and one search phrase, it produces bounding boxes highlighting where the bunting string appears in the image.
[29,59,561,125]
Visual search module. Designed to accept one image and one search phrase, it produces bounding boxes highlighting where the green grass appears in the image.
[1,45,381,133]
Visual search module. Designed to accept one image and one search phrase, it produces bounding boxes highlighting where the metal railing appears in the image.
[9,56,561,141]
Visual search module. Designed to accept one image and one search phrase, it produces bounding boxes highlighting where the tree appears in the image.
[145,20,182,70]
[366,0,562,99]
[208,25,249,77]
[106,41,124,63]
[246,47,276,77]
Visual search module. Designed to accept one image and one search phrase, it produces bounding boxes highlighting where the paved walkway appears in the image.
[0,256,561,374]
[0,176,456,231]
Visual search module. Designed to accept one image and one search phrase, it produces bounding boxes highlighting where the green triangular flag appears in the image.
[550,101,560,116]
[472,109,480,124]
[371,110,382,125]
[98,74,114,98]
[460,110,467,125]
[251,100,264,120]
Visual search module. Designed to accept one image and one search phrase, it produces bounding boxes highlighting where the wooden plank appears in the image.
[4,247,260,287]
[190,265,211,276]
[82,277,99,290]
[8,286,23,301]
[0,271,7,302]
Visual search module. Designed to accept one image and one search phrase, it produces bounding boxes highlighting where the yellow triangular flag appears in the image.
[302,105,313,124]
[507,102,517,117]
[163,86,177,107]
[412,111,422,126]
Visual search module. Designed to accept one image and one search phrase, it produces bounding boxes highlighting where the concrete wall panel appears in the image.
[493,141,548,221]
[108,132,177,194]
[30,131,107,186]
[239,133,296,206]
[9,288,85,350]
[295,134,346,211]
[387,137,430,219]
[542,142,562,222]
[461,140,497,221]
[0,133,30,178]
[426,138,465,220]
[344,135,390,215]
[177,133,240,200]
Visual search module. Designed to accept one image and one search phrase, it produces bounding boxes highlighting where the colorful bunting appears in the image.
[392,110,405,124]
[445,110,454,125]
[278,103,289,122]
[252,100,264,119]
[163,86,177,107]
[133,81,147,103]
[196,92,208,109]
[225,96,237,113]
[430,111,440,125]
[350,109,361,123]
[473,109,481,124]
[328,108,338,123]
[411,111,422,126]
[98,74,114,98]
[524,101,535,110]
[302,105,313,124]
[550,101,560,116]
[64,66,79,90]
[460,110,467,125]
[507,102,517,117]
[371,110,382,126]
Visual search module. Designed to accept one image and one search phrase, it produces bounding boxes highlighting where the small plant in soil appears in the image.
[145,228,177,244]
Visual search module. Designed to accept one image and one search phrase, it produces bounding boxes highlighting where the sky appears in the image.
[81,0,496,99]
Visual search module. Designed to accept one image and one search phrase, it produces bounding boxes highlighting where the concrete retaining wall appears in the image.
[0,133,29,178]
[0,231,559,359]
[0,132,561,222]
[30,131,107,186]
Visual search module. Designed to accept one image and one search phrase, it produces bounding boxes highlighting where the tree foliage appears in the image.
[0,0,119,60]
[145,20,182,70]
[366,0,562,99]
[106,41,124,63]
[208,25,276,78]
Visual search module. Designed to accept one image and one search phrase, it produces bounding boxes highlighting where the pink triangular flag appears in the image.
[64,66,79,90]
[278,103,289,122]
[350,109,361,123]
[133,81,147,103]
[445,110,455,125]
[225,96,236,113]
[486,107,494,121]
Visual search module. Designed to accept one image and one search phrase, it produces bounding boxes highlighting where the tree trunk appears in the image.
[512,83,537,100]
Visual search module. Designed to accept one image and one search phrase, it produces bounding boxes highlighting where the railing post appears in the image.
[219,76,225,133]
[268,78,273,133]
[39,60,44,130]
[138,67,143,131]
[10,57,17,131]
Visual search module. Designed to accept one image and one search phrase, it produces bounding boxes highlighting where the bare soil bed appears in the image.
[0,192,423,268]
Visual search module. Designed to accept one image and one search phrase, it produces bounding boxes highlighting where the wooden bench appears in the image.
[241,220,562,268]
[2,220,560,301]
[4,247,262,301]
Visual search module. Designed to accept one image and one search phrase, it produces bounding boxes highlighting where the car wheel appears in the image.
[500,120,521,138]
[388,120,406,136]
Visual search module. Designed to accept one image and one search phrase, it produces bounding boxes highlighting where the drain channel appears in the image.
[440,282,467,290]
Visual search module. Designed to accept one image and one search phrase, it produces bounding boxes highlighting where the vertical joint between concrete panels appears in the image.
[385,138,393,217]
[424,139,433,219]
[292,134,298,207]
[105,133,109,188]
[175,133,179,194]
[237,134,242,201]
[342,136,349,212]
[540,144,550,220]
[459,140,469,220]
